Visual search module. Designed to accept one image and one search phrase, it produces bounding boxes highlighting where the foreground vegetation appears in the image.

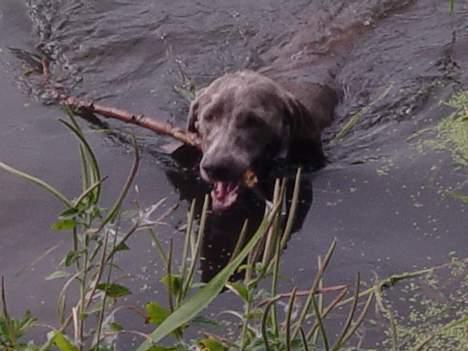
[1,111,375,350]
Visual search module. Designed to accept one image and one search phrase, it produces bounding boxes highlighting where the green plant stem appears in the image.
[147,226,168,265]
[1,277,16,347]
[229,219,249,264]
[280,168,301,249]
[306,287,348,341]
[167,240,175,313]
[375,282,398,351]
[96,135,140,233]
[72,226,80,271]
[240,296,253,351]
[331,273,360,351]
[340,290,374,346]
[314,257,324,345]
[78,233,89,350]
[311,291,329,351]
[285,288,297,351]
[73,177,107,207]
[94,228,111,350]
[261,296,280,351]
[292,240,336,339]
[105,222,139,263]
[268,179,285,337]
[299,328,309,351]
[178,199,196,305]
[181,195,209,299]
[262,179,282,266]
[60,117,102,202]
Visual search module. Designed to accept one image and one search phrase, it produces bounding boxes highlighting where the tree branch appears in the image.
[58,94,201,149]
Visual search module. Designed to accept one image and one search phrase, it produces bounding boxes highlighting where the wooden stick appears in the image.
[57,94,202,149]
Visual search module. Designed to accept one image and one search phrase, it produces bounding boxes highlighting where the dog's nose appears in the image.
[201,158,233,181]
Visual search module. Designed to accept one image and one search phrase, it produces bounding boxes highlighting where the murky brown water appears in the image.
[1,0,467,348]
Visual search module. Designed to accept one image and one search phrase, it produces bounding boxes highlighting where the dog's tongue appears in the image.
[211,181,239,212]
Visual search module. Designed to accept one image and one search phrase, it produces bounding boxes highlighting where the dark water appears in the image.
[1,0,467,348]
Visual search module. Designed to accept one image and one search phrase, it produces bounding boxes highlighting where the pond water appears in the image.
[0,0,467,348]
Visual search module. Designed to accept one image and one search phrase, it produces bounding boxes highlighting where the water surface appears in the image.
[1,0,467,348]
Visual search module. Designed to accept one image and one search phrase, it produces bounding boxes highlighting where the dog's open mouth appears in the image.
[211,181,240,212]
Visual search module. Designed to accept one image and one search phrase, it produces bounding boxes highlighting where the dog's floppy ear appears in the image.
[283,92,326,167]
[187,87,209,133]
[187,99,199,132]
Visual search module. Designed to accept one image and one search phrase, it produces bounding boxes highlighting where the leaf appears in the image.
[145,302,170,326]
[17,310,36,333]
[61,250,81,267]
[191,315,219,327]
[96,283,131,298]
[109,322,124,332]
[114,242,130,252]
[51,218,77,231]
[49,330,78,351]
[160,274,182,297]
[136,203,280,351]
[225,282,249,302]
[59,207,80,218]
[197,337,227,351]
[45,270,71,281]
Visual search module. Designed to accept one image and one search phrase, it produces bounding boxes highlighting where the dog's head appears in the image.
[187,71,324,211]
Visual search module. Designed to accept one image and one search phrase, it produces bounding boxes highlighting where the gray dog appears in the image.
[187,70,337,211]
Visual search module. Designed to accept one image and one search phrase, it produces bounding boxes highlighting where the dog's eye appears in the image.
[203,113,215,122]
[244,114,264,128]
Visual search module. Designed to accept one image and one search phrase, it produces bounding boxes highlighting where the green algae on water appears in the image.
[431,91,468,167]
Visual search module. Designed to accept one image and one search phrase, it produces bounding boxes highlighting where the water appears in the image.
[1,0,467,348]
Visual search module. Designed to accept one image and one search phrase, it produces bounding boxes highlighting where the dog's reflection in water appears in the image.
[165,145,314,282]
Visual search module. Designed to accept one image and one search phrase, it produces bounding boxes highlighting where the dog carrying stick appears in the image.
[57,93,258,188]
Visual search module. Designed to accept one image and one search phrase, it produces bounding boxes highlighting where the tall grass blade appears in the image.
[97,135,139,230]
[261,297,280,351]
[299,328,309,351]
[59,118,101,204]
[312,256,324,345]
[292,240,336,339]
[179,199,196,303]
[331,273,360,351]
[340,290,374,346]
[0,161,72,208]
[166,240,175,313]
[73,177,107,208]
[285,288,297,351]
[181,195,209,299]
[311,292,329,351]
[280,167,301,249]
[269,179,286,336]
[229,219,249,264]
[306,287,348,341]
